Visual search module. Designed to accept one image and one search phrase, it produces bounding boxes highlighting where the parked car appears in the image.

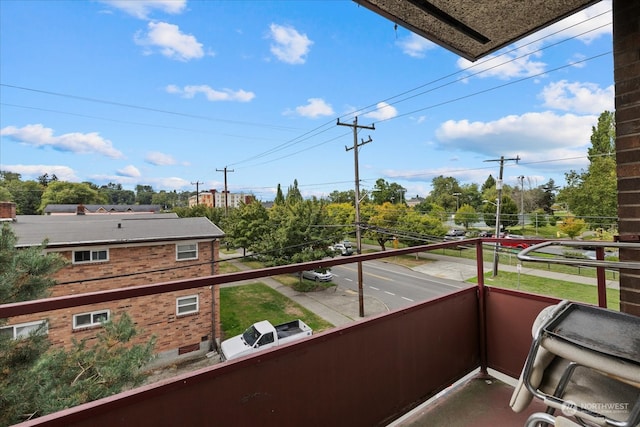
[444,229,466,241]
[329,243,353,256]
[500,235,531,249]
[302,269,333,282]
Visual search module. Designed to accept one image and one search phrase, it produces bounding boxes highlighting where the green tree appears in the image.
[483,196,519,229]
[371,179,406,205]
[100,183,136,205]
[559,216,586,239]
[397,210,447,246]
[454,204,479,229]
[588,110,615,161]
[254,199,334,266]
[364,202,407,250]
[39,181,107,212]
[327,190,355,205]
[558,111,617,228]
[135,185,155,205]
[326,202,355,240]
[285,179,303,204]
[224,200,270,256]
[0,173,44,214]
[540,179,559,214]
[274,184,285,205]
[424,176,461,212]
[0,186,12,202]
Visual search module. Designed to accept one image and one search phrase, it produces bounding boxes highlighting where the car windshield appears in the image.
[242,325,261,346]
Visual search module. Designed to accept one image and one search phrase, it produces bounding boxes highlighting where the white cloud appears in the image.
[116,165,141,177]
[291,98,334,118]
[457,49,546,80]
[1,124,123,159]
[0,164,77,182]
[166,84,255,102]
[135,22,205,61]
[397,33,436,58]
[99,0,186,19]
[364,102,398,121]
[145,151,176,166]
[434,112,596,168]
[540,80,614,114]
[268,24,313,65]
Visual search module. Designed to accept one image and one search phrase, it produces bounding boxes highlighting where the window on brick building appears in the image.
[176,243,197,260]
[177,295,199,315]
[73,248,108,264]
[73,309,110,329]
[0,320,48,339]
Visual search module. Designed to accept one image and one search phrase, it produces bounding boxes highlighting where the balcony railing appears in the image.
[2,238,635,427]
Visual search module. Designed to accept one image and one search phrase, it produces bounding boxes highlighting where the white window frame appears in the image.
[73,248,109,264]
[0,320,48,339]
[176,242,198,261]
[176,295,199,316]
[73,309,110,329]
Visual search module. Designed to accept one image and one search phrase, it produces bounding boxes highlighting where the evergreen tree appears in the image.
[274,184,285,205]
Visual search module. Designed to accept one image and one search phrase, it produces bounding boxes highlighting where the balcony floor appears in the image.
[390,371,548,427]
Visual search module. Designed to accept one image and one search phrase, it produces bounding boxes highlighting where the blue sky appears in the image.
[0,0,614,201]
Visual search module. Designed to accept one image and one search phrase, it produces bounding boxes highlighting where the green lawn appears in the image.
[219,283,333,340]
[468,271,620,310]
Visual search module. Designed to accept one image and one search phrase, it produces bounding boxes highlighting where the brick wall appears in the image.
[6,240,220,355]
[614,0,640,315]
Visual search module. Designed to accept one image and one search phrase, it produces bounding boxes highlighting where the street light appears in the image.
[452,192,461,211]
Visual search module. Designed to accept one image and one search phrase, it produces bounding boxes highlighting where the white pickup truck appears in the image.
[220,319,313,361]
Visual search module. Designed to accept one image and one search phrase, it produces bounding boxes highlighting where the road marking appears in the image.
[402,297,414,302]
[384,291,395,296]
[370,286,380,291]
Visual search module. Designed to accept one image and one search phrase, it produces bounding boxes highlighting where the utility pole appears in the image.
[338,116,375,318]
[518,175,525,231]
[191,181,204,206]
[216,167,234,215]
[484,155,520,277]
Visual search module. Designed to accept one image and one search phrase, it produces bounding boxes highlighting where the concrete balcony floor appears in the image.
[391,371,548,427]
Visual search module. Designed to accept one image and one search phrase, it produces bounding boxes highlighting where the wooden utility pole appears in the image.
[191,181,204,205]
[216,167,234,215]
[337,116,375,318]
[484,155,520,276]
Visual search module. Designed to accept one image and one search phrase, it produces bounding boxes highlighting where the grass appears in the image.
[219,283,333,340]
[436,245,619,281]
[468,271,620,310]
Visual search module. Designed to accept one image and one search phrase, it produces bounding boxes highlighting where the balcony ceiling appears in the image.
[353,0,602,61]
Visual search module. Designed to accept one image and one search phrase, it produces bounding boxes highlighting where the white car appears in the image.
[302,269,333,282]
[329,243,353,256]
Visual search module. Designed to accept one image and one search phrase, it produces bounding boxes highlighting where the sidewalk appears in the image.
[414,251,619,289]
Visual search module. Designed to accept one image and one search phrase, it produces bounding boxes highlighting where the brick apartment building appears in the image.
[188,189,254,209]
[0,202,225,360]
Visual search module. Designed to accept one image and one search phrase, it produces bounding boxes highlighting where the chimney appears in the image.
[76,204,86,215]
[0,202,17,221]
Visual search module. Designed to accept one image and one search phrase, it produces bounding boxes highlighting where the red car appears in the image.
[500,236,531,249]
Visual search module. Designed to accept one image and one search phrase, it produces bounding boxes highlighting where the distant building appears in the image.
[406,196,425,207]
[188,189,253,209]
[44,204,161,215]
[1,202,225,361]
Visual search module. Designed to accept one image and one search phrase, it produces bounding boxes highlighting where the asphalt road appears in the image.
[330,260,471,310]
